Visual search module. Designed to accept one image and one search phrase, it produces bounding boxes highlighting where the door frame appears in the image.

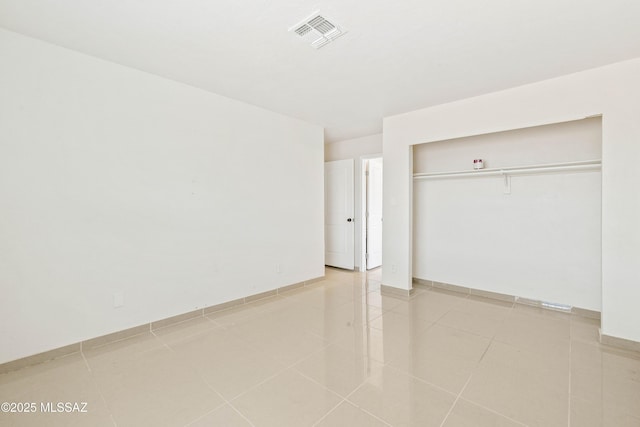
[358,154,383,272]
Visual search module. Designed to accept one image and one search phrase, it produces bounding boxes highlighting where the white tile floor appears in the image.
[1,267,639,426]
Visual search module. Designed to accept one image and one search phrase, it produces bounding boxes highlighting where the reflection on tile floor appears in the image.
[1,267,640,426]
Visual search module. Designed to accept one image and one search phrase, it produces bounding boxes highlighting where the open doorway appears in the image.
[360,156,383,270]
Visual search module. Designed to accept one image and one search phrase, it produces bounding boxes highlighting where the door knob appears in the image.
[347,218,352,222]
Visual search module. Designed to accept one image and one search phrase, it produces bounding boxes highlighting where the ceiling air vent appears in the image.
[289,12,346,49]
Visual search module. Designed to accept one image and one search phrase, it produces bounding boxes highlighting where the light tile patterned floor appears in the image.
[1,267,640,426]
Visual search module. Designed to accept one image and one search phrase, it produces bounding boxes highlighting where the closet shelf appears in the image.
[413,159,601,180]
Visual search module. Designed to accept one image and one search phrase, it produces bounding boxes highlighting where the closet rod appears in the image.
[413,160,601,180]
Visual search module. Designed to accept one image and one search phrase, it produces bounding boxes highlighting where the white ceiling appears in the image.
[1,1,640,143]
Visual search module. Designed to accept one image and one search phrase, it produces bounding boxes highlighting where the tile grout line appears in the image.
[295,369,347,400]
[156,328,245,427]
[80,348,92,373]
[79,345,120,427]
[414,287,476,328]
[357,407,394,426]
[162,344,247,427]
[183,405,224,427]
[227,402,257,427]
[287,347,393,426]
[222,347,348,426]
[200,379,257,427]
[310,398,347,426]
[373,289,513,413]
[194,377,255,427]
[456,397,529,427]
[477,300,515,364]
[438,298,519,426]
[439,375,474,427]
[344,400,394,425]
[342,380,394,426]
[149,329,174,351]
[382,363,459,398]
[153,325,222,352]
[205,316,227,329]
[455,299,549,427]
[220,283,496,424]
[286,328,395,425]
[224,357,305,402]
[215,316,332,372]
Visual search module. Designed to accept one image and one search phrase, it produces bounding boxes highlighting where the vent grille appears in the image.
[308,16,335,34]
[294,25,312,37]
[290,12,346,49]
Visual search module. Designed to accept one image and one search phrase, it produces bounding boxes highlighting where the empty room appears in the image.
[1,1,639,426]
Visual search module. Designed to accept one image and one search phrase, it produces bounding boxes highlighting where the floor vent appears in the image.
[289,12,346,49]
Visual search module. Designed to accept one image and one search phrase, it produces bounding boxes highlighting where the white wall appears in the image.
[0,29,324,364]
[383,58,640,343]
[325,134,382,270]
[413,119,602,310]
[324,134,382,162]
[413,118,602,173]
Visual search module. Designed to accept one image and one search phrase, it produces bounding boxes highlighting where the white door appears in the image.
[366,158,383,269]
[325,159,355,269]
